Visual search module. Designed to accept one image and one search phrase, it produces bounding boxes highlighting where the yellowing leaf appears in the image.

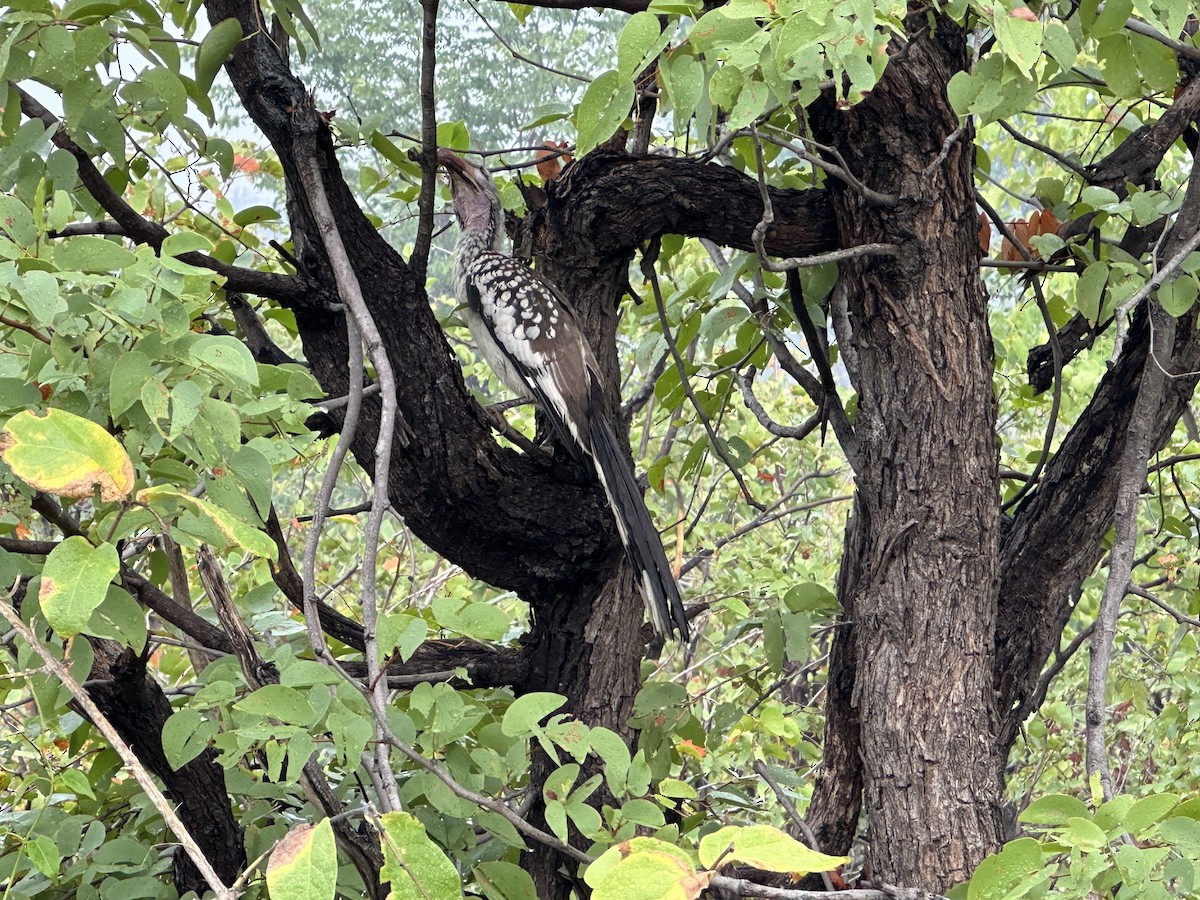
[39,537,120,638]
[266,820,337,900]
[585,839,707,900]
[0,408,134,501]
[697,825,848,875]
[137,485,277,560]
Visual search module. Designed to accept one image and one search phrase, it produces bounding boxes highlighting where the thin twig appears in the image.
[0,314,51,344]
[1129,583,1200,627]
[700,239,859,466]
[976,192,1062,512]
[980,258,1078,273]
[757,126,900,208]
[15,85,304,303]
[708,874,948,899]
[997,120,1090,179]
[643,245,764,510]
[681,494,850,577]
[921,124,965,178]
[0,599,237,900]
[297,145,405,811]
[1123,17,1200,62]
[736,368,822,440]
[747,133,895,275]
[465,0,590,83]
[411,0,440,280]
[380,727,591,863]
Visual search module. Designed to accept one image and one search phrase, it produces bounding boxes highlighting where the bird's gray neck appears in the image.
[453,211,504,304]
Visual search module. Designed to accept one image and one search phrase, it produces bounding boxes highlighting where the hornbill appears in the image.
[438,148,689,641]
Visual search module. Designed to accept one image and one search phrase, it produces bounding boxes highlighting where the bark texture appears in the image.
[808,18,1005,887]
[84,641,245,892]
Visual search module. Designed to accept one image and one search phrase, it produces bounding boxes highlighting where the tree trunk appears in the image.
[808,17,1004,887]
[84,641,245,893]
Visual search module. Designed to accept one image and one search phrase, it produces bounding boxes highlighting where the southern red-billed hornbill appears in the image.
[438,148,689,641]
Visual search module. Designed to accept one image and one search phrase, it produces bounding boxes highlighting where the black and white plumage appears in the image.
[438,148,689,641]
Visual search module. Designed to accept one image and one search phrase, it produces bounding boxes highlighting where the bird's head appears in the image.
[438,149,501,242]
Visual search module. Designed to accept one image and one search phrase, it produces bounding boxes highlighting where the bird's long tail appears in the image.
[587,414,689,640]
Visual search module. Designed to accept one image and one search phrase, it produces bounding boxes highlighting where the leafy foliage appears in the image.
[0,0,1199,896]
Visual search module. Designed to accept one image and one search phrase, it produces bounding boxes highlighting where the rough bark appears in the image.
[84,641,245,893]
[807,17,1005,888]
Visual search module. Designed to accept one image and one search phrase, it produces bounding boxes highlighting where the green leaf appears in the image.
[162,708,219,770]
[619,798,665,828]
[992,6,1043,76]
[647,0,702,13]
[380,811,465,900]
[501,692,567,737]
[1099,34,1141,99]
[1130,32,1178,93]
[369,131,421,176]
[575,70,634,156]
[161,230,213,259]
[188,334,260,387]
[589,726,631,794]
[1019,793,1090,824]
[1063,816,1107,851]
[54,235,137,273]
[726,78,769,129]
[234,684,319,726]
[1158,275,1199,318]
[38,537,119,638]
[709,64,744,109]
[26,834,61,879]
[967,838,1045,900]
[1091,0,1133,37]
[58,765,95,800]
[266,820,338,900]
[137,485,278,560]
[1093,793,1134,831]
[195,17,243,95]
[1123,793,1179,835]
[1073,261,1109,323]
[431,595,509,640]
[232,204,281,227]
[697,824,848,874]
[521,103,573,131]
[1,408,135,500]
[110,352,152,418]
[15,270,61,326]
[664,53,704,136]
[378,612,428,662]
[474,861,538,900]
[1158,816,1200,854]
[87,585,147,651]
[617,12,662,80]
[1042,20,1077,69]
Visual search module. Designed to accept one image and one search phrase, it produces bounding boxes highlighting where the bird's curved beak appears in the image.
[437,149,485,193]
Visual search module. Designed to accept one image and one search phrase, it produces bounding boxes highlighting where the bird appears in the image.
[438,148,689,641]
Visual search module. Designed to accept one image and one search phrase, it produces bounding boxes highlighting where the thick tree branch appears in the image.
[544,151,838,265]
[997,159,1200,747]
